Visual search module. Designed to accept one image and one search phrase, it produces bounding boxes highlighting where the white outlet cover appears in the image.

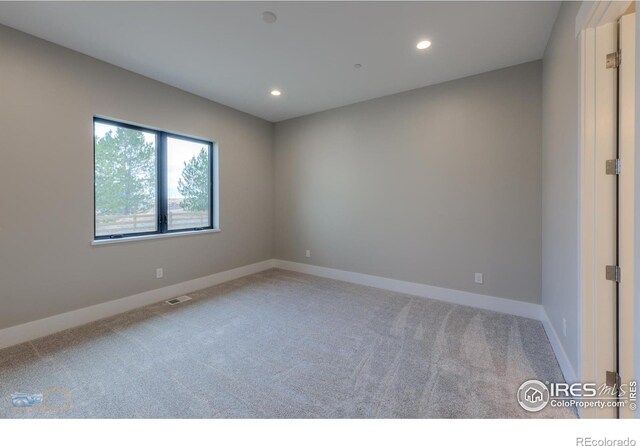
[474,273,483,284]
[156,268,164,279]
[305,250,311,258]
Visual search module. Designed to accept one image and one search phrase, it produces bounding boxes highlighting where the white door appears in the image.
[592,20,618,419]
[618,11,635,419]
[591,12,635,419]
[582,14,636,418]
[579,3,637,419]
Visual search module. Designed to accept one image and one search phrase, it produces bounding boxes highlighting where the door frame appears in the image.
[576,0,635,418]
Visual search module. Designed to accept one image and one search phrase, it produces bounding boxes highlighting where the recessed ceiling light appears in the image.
[416,40,432,50]
[271,89,281,96]
[354,63,362,69]
[262,11,277,24]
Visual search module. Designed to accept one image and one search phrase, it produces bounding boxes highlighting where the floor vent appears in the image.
[165,295,192,306]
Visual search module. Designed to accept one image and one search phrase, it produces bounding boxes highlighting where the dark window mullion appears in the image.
[158,132,168,233]
[209,142,214,229]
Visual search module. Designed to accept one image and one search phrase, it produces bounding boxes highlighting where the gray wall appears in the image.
[0,25,274,330]
[541,1,582,374]
[274,61,543,304]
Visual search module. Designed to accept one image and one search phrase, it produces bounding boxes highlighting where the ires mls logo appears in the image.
[517,380,550,412]
[517,379,638,412]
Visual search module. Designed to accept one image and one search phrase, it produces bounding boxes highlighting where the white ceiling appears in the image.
[0,1,560,122]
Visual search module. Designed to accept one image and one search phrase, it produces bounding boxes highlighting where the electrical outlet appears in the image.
[305,250,311,258]
[562,317,567,337]
[474,273,483,284]
[156,268,164,279]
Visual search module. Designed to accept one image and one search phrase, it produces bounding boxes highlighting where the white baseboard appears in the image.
[0,259,276,350]
[2,257,573,390]
[274,260,543,321]
[541,308,578,384]
[274,260,586,384]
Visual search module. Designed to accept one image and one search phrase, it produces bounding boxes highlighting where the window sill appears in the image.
[91,228,220,246]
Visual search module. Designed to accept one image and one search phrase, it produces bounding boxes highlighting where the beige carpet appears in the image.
[0,269,575,418]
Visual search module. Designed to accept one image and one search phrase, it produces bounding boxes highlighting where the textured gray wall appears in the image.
[541,1,581,374]
[274,61,542,304]
[0,25,274,330]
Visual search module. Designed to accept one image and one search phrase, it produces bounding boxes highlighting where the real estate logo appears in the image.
[10,387,71,411]
[517,379,550,412]
[517,379,638,412]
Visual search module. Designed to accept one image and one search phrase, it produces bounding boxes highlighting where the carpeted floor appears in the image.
[0,269,575,418]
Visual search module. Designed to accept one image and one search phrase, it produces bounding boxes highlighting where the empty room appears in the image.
[1,0,639,442]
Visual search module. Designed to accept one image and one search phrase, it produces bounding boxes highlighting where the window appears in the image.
[94,118,216,240]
